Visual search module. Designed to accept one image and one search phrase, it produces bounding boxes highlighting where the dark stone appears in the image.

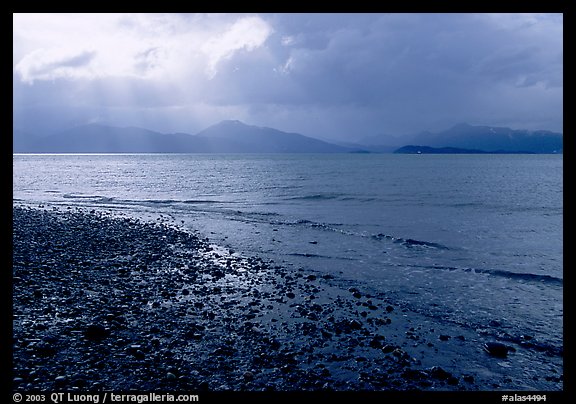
[34,341,57,356]
[429,366,451,380]
[54,376,67,386]
[349,319,362,330]
[402,369,426,380]
[385,305,394,313]
[212,270,225,279]
[321,330,332,339]
[269,339,281,350]
[382,344,395,354]
[369,335,385,349]
[483,342,510,358]
[84,324,110,341]
[439,335,451,341]
[166,372,177,381]
[286,292,296,299]
[447,376,459,385]
[72,377,89,388]
[463,375,475,383]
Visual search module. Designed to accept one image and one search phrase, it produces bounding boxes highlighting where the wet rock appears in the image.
[212,270,225,279]
[71,376,88,388]
[483,342,511,358]
[286,292,296,299]
[402,369,426,381]
[385,305,394,313]
[429,366,451,380]
[84,324,110,341]
[369,335,386,349]
[382,344,396,354]
[320,330,332,339]
[166,372,177,381]
[439,335,451,341]
[33,341,57,356]
[463,375,475,383]
[54,375,67,387]
[447,376,459,385]
[489,320,502,327]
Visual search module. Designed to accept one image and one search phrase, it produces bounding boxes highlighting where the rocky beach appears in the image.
[12,205,562,394]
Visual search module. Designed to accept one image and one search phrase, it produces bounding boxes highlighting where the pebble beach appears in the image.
[12,205,562,393]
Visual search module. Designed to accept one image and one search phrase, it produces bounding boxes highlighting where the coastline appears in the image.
[12,204,561,392]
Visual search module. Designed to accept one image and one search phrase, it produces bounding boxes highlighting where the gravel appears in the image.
[12,205,559,392]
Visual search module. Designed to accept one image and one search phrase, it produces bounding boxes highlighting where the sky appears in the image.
[13,13,563,143]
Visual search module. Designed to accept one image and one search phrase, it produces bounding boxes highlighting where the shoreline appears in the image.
[12,204,562,392]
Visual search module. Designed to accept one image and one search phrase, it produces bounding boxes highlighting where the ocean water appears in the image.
[13,153,563,368]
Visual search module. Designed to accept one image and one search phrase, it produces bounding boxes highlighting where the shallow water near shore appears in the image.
[13,153,563,390]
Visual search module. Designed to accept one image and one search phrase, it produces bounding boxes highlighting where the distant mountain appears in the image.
[13,129,40,153]
[408,123,562,154]
[355,132,407,151]
[13,121,562,154]
[358,123,562,154]
[13,121,357,154]
[393,145,539,154]
[19,124,193,153]
[196,120,353,153]
[332,140,397,153]
[394,145,489,154]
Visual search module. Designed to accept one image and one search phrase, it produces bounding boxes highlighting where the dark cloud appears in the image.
[13,13,563,141]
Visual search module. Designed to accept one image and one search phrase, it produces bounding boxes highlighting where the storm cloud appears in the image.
[13,13,563,141]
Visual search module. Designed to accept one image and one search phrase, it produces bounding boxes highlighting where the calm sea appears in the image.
[13,153,563,365]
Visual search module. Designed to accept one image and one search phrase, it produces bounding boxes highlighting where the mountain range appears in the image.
[404,123,562,154]
[13,121,562,154]
[13,121,355,154]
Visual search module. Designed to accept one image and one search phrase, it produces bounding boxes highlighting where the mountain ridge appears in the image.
[399,123,562,154]
[13,121,562,154]
[13,121,357,154]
